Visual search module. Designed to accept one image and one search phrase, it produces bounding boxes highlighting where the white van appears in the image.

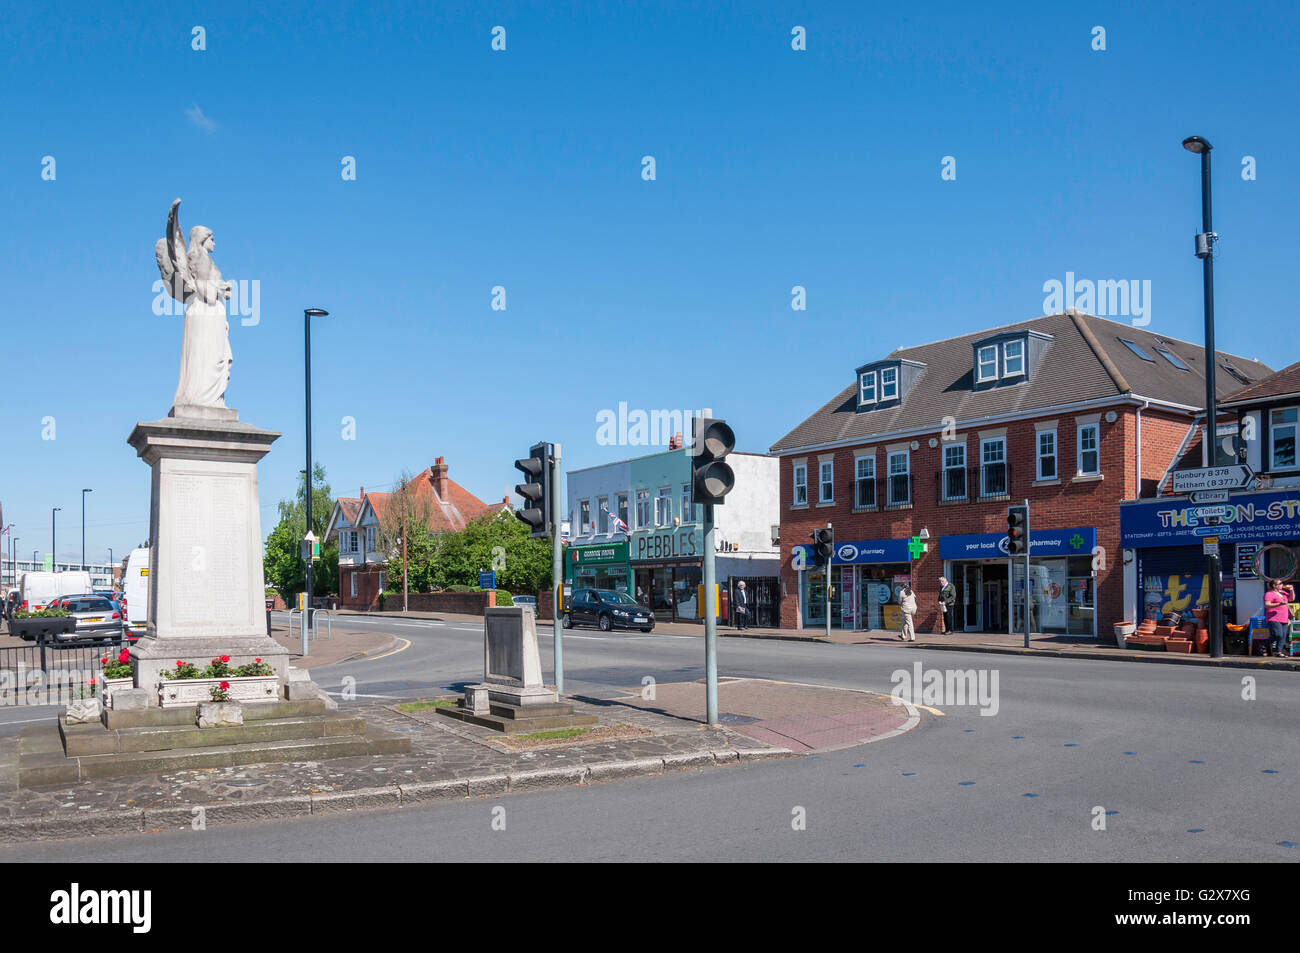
[122,548,150,636]
[18,570,95,612]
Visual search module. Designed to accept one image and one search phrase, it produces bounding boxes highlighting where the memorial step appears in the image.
[437,706,598,734]
[59,713,368,757]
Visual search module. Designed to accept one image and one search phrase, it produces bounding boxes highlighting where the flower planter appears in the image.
[1194,628,1210,654]
[101,677,133,701]
[1166,638,1194,654]
[157,675,280,708]
[9,616,77,641]
[1113,622,1136,648]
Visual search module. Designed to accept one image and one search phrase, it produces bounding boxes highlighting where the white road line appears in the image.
[320,691,403,700]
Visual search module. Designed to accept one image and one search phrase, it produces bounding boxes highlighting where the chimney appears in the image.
[431,456,449,498]
[669,432,683,450]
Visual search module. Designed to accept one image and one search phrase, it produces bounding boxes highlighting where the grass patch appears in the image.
[397,698,457,712]
[517,726,593,741]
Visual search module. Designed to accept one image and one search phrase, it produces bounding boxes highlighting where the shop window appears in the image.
[855,456,876,508]
[1037,430,1057,480]
[943,444,966,500]
[655,487,672,526]
[888,451,910,505]
[1270,407,1298,470]
[819,461,834,503]
[635,489,651,528]
[1002,339,1024,376]
[793,465,807,506]
[597,496,609,534]
[1077,424,1100,475]
[981,438,1007,498]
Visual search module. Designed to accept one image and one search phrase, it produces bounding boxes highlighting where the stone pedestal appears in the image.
[126,415,288,696]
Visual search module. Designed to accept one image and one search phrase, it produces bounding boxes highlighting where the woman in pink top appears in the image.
[1263,579,1295,656]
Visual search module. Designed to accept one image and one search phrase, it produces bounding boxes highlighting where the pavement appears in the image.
[328,607,1300,670]
[0,677,921,842]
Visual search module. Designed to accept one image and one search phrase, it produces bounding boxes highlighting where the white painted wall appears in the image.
[566,459,632,546]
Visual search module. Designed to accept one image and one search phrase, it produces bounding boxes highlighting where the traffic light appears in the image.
[514,442,551,539]
[690,417,736,505]
[1006,505,1028,556]
[812,527,834,565]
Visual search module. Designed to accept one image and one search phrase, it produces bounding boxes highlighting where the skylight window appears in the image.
[1154,347,1189,370]
[1221,363,1252,386]
[1118,338,1155,362]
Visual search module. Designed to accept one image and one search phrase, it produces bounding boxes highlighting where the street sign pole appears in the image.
[551,442,564,695]
[825,523,832,643]
[703,503,718,725]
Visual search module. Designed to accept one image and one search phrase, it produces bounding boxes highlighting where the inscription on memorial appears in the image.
[169,471,251,630]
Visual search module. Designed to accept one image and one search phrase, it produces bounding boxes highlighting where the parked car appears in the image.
[55,595,125,642]
[562,588,654,633]
[512,595,538,609]
[122,547,149,637]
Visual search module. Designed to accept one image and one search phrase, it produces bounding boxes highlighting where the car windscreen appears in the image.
[69,598,113,612]
[598,591,641,606]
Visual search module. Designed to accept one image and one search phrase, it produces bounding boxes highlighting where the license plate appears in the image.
[84,618,103,623]
[637,616,648,622]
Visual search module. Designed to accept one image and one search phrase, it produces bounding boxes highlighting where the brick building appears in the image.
[324,456,509,609]
[770,311,1271,636]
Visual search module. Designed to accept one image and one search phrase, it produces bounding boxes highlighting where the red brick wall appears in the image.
[778,403,1193,633]
[404,590,497,614]
[338,565,386,609]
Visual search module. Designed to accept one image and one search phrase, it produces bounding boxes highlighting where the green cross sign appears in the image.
[1069,533,1084,550]
[907,537,926,558]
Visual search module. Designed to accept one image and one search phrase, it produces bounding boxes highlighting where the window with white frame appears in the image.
[350,572,358,598]
[977,345,998,382]
[859,371,877,404]
[888,451,909,504]
[855,456,875,508]
[1037,430,1058,480]
[597,496,609,534]
[1077,423,1100,475]
[793,464,808,505]
[981,437,1007,496]
[635,489,650,527]
[617,494,629,529]
[1003,339,1025,376]
[365,527,375,553]
[1271,407,1298,470]
[819,461,834,503]
[378,571,387,592]
[879,366,899,400]
[656,486,672,526]
[943,443,967,500]
[680,482,694,522]
[579,499,591,534]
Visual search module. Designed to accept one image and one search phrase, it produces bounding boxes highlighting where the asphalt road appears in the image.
[3,613,1298,861]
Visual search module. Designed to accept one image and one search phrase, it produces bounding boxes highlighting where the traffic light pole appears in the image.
[703,503,718,725]
[551,443,564,695]
[825,523,832,642]
[1023,497,1031,649]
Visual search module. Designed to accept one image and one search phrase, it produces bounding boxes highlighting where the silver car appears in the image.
[56,595,125,642]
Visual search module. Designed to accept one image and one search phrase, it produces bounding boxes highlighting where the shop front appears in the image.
[792,538,912,630]
[566,541,631,595]
[1120,490,1300,632]
[940,526,1097,636]
[631,526,703,622]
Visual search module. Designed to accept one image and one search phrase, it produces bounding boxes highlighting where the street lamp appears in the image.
[1183,135,1222,658]
[303,308,329,622]
[51,507,61,570]
[81,488,93,572]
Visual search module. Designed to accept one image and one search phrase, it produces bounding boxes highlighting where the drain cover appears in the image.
[718,713,758,725]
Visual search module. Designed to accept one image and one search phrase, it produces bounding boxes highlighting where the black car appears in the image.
[562,588,654,632]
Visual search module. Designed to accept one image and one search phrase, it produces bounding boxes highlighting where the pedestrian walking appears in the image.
[899,585,918,642]
[734,580,750,630]
[1264,578,1295,657]
[938,576,956,634]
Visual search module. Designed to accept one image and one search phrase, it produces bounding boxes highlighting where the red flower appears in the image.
[219,681,230,691]
[220,655,230,663]
[101,655,108,664]
[176,660,185,667]
[88,677,96,685]
[254,658,262,664]
[118,650,130,664]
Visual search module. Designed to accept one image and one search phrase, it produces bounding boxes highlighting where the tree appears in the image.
[378,471,439,596]
[433,511,552,595]
[263,462,339,598]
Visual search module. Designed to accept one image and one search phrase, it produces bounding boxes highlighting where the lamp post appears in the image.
[81,488,93,572]
[1183,135,1223,658]
[12,539,19,586]
[303,309,328,624]
[51,507,61,570]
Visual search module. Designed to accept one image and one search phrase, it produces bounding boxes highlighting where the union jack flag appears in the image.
[607,509,629,534]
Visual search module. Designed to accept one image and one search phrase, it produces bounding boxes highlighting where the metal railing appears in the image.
[0,631,124,706]
[312,610,332,641]
[883,474,912,509]
[935,463,1012,504]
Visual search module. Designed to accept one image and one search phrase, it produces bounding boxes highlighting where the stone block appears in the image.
[110,688,151,711]
[196,701,244,728]
[464,684,491,714]
[310,787,400,815]
[64,698,102,725]
[398,779,469,803]
[507,766,588,792]
[586,758,664,782]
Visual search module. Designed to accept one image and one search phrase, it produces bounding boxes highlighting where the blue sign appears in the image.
[1120,490,1300,547]
[939,526,1095,560]
[791,537,911,565]
[479,570,496,590]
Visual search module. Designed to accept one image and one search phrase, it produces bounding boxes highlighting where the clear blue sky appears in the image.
[2,0,1297,564]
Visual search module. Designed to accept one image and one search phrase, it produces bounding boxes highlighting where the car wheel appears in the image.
[640,627,653,633]
[598,613,612,632]
[561,613,572,629]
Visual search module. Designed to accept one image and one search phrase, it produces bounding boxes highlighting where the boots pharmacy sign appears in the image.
[1121,491,1300,546]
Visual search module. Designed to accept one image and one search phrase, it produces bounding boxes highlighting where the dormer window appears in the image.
[879,366,898,400]
[1002,339,1024,376]
[977,345,998,382]
[859,371,877,404]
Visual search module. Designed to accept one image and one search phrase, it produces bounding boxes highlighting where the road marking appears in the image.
[0,715,61,725]
[364,637,411,660]
[914,705,946,716]
[321,691,403,700]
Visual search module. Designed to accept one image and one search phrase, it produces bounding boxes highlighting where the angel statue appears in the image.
[154,198,234,417]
